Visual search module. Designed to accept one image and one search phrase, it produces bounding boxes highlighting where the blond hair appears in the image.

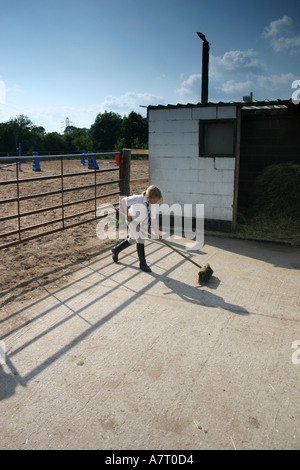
[143,185,162,200]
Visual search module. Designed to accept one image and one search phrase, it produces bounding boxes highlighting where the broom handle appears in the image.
[140,227,204,269]
[160,239,203,269]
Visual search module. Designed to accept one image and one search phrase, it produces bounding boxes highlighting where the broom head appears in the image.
[197,264,213,283]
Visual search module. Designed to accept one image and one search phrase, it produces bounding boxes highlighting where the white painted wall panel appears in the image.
[213,182,234,196]
[148,105,238,226]
[214,157,236,170]
[149,131,198,146]
[190,157,214,170]
[216,106,237,119]
[192,107,217,120]
[149,119,199,134]
[150,144,199,158]
[149,108,192,121]
[213,207,233,221]
[221,170,235,184]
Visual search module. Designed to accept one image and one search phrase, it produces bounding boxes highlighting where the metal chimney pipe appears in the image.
[197,32,209,104]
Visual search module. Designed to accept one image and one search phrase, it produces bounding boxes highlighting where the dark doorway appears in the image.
[238,103,300,216]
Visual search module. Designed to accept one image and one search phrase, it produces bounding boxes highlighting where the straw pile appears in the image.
[253,163,300,218]
[237,163,300,245]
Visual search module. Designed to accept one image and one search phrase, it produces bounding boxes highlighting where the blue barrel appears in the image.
[32,152,41,171]
[87,152,99,169]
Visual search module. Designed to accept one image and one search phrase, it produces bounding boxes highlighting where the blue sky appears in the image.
[1,0,299,132]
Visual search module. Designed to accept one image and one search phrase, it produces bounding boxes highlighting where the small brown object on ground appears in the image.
[160,239,213,284]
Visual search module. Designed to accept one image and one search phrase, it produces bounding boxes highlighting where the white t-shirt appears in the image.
[124,194,157,222]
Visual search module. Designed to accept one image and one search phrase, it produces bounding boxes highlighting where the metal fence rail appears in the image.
[0,151,123,249]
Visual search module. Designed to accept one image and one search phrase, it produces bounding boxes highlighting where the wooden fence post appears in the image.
[119,148,131,196]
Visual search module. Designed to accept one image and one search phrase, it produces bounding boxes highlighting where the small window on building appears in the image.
[199,120,236,157]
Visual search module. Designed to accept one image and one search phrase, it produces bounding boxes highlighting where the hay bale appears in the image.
[253,163,300,218]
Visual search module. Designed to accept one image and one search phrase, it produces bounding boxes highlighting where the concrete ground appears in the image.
[0,234,300,450]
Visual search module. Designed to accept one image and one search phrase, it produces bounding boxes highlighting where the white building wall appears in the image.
[148,105,237,225]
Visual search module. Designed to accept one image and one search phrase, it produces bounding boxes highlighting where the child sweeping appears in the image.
[112,185,162,272]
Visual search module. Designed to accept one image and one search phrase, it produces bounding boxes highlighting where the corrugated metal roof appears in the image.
[147,98,293,111]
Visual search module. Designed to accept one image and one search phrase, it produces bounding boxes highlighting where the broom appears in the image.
[160,239,213,283]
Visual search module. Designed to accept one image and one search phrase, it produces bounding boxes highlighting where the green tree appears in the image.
[31,126,46,136]
[63,127,93,153]
[90,111,122,151]
[0,122,16,154]
[71,129,93,153]
[0,115,34,154]
[0,109,149,156]
[119,111,148,149]
[28,125,46,154]
[42,132,69,154]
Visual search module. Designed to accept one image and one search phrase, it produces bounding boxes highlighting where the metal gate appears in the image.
[0,151,128,250]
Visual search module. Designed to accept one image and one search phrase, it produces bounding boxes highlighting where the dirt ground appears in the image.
[1,158,300,451]
[0,159,149,298]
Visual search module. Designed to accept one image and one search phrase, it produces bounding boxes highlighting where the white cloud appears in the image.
[211,49,266,76]
[175,67,296,105]
[262,16,295,38]
[256,73,296,90]
[221,79,253,94]
[175,74,201,102]
[270,36,300,53]
[219,73,296,101]
[263,16,300,54]
[6,83,23,94]
[175,49,267,103]
[0,91,163,132]
[100,92,163,114]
